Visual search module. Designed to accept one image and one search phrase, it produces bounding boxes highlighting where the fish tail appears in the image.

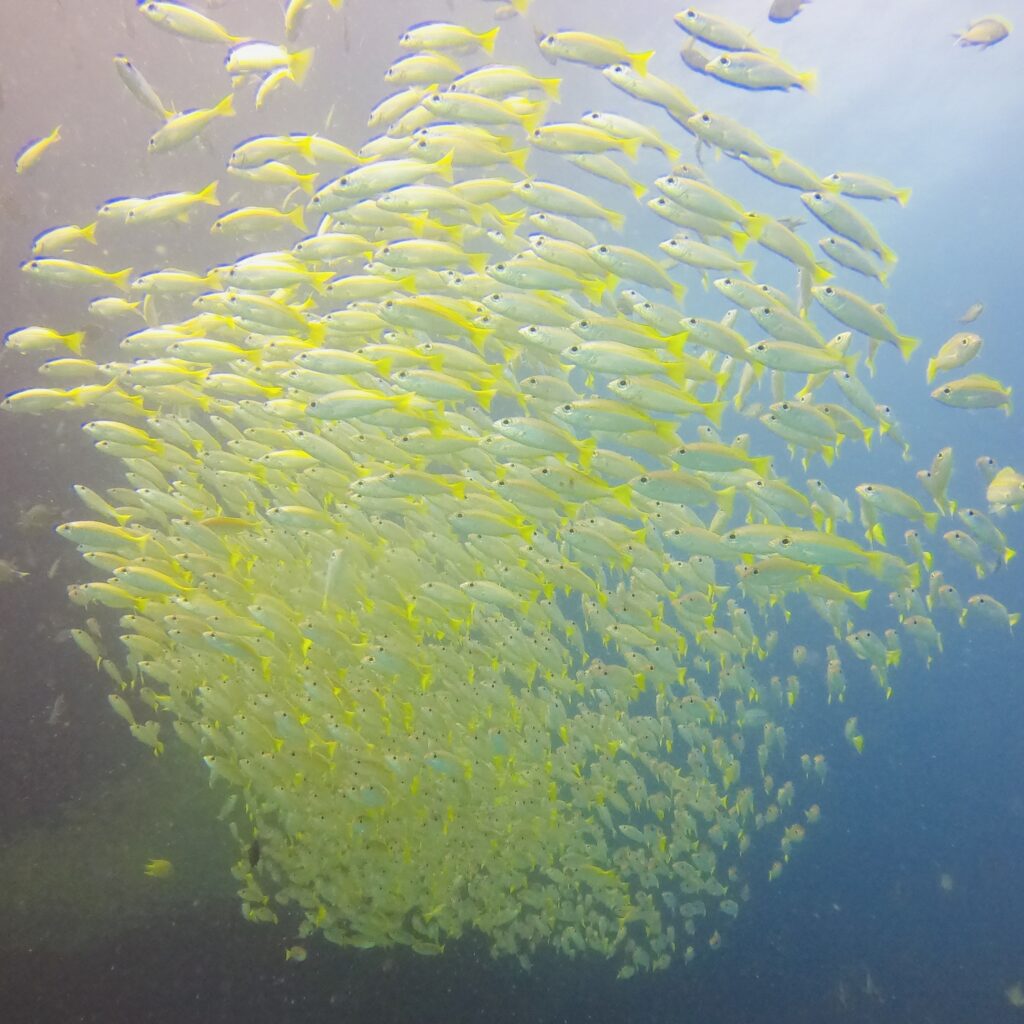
[731,230,750,254]
[298,172,318,195]
[895,334,919,361]
[580,277,608,306]
[290,47,316,85]
[286,205,307,231]
[215,92,236,118]
[433,149,455,183]
[766,146,784,168]
[198,180,220,206]
[923,511,939,533]
[925,357,937,383]
[798,70,817,93]
[619,136,641,162]
[478,27,500,54]
[738,259,756,277]
[504,147,530,173]
[811,261,832,283]
[81,221,99,244]
[109,268,133,293]
[704,400,726,428]
[63,330,86,355]
[630,179,648,200]
[630,50,655,75]
[896,186,912,206]
[607,208,626,232]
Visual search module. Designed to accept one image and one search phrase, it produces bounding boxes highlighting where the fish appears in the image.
[399,22,500,53]
[113,56,173,119]
[954,16,1012,48]
[811,285,918,361]
[768,0,811,23]
[958,302,984,323]
[822,171,911,205]
[801,191,896,264]
[537,30,653,71]
[962,594,1020,632]
[148,94,235,153]
[926,332,982,383]
[137,1,244,44]
[704,52,816,92]
[144,858,174,878]
[14,125,61,174]
[931,374,1012,414]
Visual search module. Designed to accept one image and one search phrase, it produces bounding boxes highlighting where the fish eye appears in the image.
[500,418,511,426]
[598,246,608,254]
[824,286,834,295]
[943,387,951,395]
[685,10,696,18]
[718,57,729,65]
[813,192,822,200]
[755,343,766,350]
[701,114,711,123]
[527,326,538,334]
[559,404,572,413]
[569,345,580,353]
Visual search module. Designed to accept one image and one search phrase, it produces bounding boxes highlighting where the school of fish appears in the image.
[4,0,1021,977]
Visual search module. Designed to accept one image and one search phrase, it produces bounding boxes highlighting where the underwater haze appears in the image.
[1,1,1024,1022]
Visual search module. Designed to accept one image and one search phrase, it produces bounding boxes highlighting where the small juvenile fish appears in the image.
[926,332,982,383]
[144,858,174,878]
[15,125,61,174]
[958,302,983,323]
[769,0,811,23]
[931,373,1012,414]
[954,16,1011,48]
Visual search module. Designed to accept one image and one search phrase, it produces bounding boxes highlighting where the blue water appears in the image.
[2,1,1023,1021]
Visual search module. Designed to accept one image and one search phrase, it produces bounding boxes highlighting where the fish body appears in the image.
[955,16,1011,47]
[15,125,61,174]
[931,374,1011,414]
[705,51,816,92]
[138,2,244,43]
[926,332,982,383]
[113,56,172,119]
[801,191,896,264]
[812,285,917,361]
